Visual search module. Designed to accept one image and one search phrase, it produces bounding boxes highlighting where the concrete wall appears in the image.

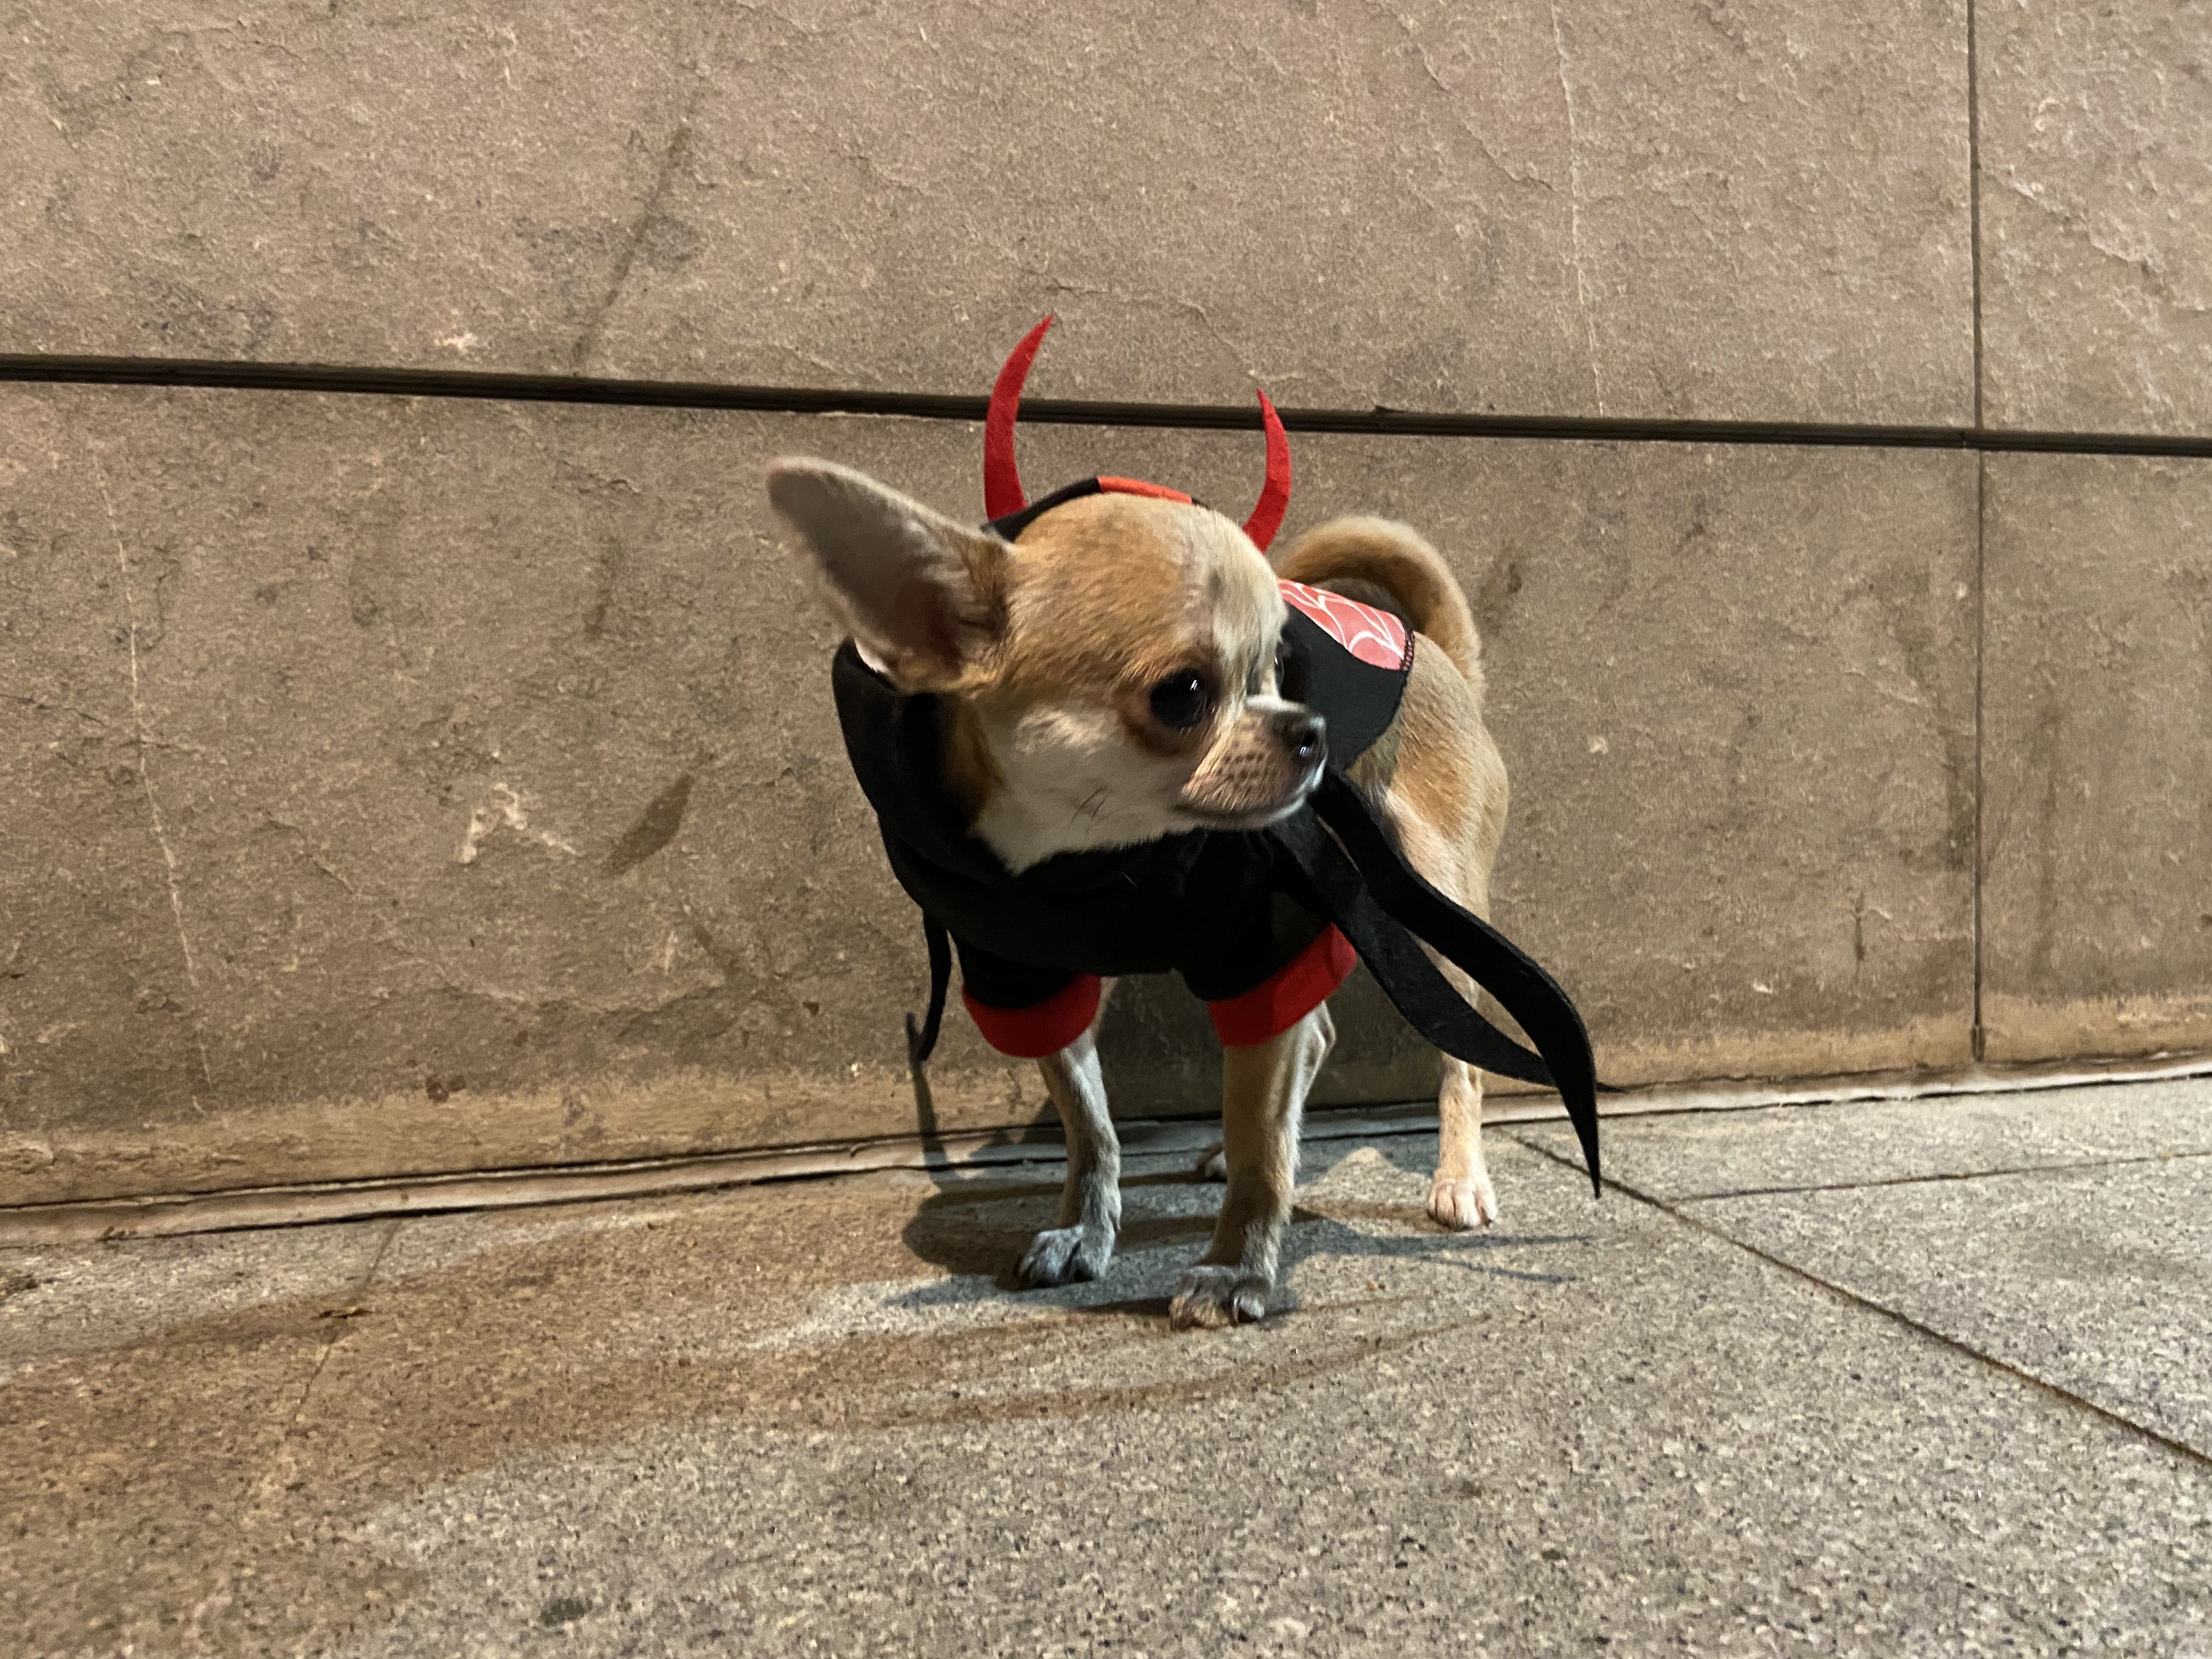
[2,1,2206,1206]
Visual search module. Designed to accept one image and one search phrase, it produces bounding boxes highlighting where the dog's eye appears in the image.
[1148,671,1214,732]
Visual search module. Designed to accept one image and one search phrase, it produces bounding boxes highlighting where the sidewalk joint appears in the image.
[1510,1132,2212,1475]
[1654,1147,2212,1206]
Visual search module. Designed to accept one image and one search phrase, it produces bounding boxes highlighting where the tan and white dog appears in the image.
[768,454,1511,1330]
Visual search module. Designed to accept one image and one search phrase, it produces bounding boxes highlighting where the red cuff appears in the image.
[1207,926,1357,1048]
[963,974,1103,1058]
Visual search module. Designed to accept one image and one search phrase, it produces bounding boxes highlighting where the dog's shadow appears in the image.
[896,972,1578,1317]
[896,973,1224,1284]
[896,1132,1592,1321]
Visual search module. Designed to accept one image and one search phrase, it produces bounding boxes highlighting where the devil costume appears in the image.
[832,318,1605,1189]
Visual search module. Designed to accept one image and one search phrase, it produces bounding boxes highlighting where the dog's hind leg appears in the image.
[1169,1001,1335,1328]
[1427,960,1498,1231]
[1382,765,1503,1232]
[1017,994,1121,1288]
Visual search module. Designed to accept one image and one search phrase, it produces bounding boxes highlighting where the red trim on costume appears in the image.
[984,316,1054,520]
[1207,926,1356,1048]
[1242,391,1292,550]
[964,973,1102,1058]
[1278,580,1409,669]
[1097,476,1193,503]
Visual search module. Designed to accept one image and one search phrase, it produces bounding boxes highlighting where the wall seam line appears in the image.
[9,356,2212,460]
[1967,0,1988,1062]
[1973,451,1989,1062]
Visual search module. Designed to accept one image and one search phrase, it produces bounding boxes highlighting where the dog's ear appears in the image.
[767,458,1009,692]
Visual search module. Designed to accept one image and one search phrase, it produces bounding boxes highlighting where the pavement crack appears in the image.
[281,1218,399,1435]
[1509,1131,2212,1475]
[1664,1147,2212,1206]
[235,1217,403,1517]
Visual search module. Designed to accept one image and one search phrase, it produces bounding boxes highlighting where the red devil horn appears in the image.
[983,315,1053,520]
[1243,391,1292,551]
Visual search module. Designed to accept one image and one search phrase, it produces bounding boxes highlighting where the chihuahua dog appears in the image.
[768,447,1510,1329]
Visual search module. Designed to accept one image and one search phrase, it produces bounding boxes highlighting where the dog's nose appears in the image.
[1275,709,1326,767]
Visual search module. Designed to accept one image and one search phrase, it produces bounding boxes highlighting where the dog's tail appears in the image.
[1273,517,1482,682]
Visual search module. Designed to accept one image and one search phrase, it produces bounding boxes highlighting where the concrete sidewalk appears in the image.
[5,1079,2211,1658]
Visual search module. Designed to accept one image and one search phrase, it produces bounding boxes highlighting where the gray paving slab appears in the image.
[1686,1154,2212,1463]
[0,1214,390,1377]
[1513,1077,2212,1200]
[12,1122,2209,1657]
[1,1221,397,1654]
[321,1138,2211,1658]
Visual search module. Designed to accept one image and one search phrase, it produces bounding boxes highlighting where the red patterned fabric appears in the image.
[1278,581,1410,669]
[1207,925,1356,1047]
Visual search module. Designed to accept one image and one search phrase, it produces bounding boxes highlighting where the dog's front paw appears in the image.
[1169,1263,1272,1329]
[1193,1143,1227,1182]
[1427,1173,1498,1231]
[1017,1224,1114,1288]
